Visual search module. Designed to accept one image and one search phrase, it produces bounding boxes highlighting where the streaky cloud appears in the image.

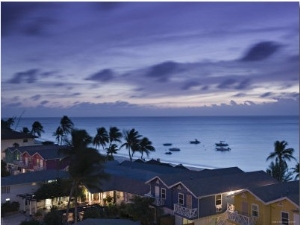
[240,41,281,62]
[85,69,115,82]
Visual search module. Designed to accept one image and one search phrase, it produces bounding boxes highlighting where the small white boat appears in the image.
[216,146,231,151]
[190,139,200,144]
[215,141,229,147]
[163,143,172,146]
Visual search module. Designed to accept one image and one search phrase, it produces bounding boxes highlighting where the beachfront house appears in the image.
[1,128,37,160]
[4,144,70,174]
[229,181,299,225]
[1,170,69,215]
[145,168,278,225]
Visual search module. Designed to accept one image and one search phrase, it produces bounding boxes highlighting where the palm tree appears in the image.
[60,129,108,225]
[106,143,118,160]
[93,127,109,151]
[31,121,44,137]
[60,115,74,136]
[138,137,155,160]
[108,127,122,148]
[267,141,296,164]
[21,127,30,134]
[266,140,296,178]
[292,162,299,180]
[266,158,293,182]
[1,117,15,130]
[53,126,64,145]
[121,128,141,161]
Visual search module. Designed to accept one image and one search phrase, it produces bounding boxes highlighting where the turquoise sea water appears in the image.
[12,116,299,172]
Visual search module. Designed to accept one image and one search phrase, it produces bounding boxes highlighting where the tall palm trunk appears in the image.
[128,148,132,161]
[66,180,75,224]
[74,183,78,225]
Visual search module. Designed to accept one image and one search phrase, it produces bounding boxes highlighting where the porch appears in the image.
[225,204,256,225]
[173,204,197,220]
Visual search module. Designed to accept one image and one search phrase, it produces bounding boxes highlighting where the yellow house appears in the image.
[228,181,299,225]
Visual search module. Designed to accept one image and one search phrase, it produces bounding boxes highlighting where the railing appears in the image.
[226,203,256,225]
[144,194,165,206]
[174,204,197,219]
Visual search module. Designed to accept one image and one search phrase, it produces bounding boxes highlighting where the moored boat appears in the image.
[190,139,200,144]
[169,147,180,151]
[215,141,229,147]
[165,151,172,155]
[163,143,172,146]
[216,146,231,151]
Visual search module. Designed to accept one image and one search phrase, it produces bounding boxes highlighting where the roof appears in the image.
[247,180,299,205]
[1,170,69,186]
[120,160,190,175]
[172,170,278,197]
[6,144,70,159]
[147,167,244,186]
[1,128,36,140]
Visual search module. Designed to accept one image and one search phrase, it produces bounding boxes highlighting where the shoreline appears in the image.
[113,154,217,171]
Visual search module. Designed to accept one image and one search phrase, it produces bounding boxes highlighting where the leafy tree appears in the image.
[93,127,109,151]
[121,129,141,161]
[61,129,109,225]
[125,196,155,225]
[31,121,44,137]
[60,115,74,136]
[1,117,15,130]
[292,162,299,180]
[106,143,118,161]
[266,140,296,179]
[108,127,122,148]
[266,158,293,182]
[43,207,63,225]
[1,160,10,177]
[138,137,155,160]
[53,126,64,145]
[22,127,30,134]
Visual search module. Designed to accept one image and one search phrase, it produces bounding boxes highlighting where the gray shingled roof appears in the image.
[154,167,244,186]
[1,170,69,186]
[6,144,69,159]
[248,180,299,205]
[120,160,190,174]
[178,170,278,197]
[1,128,37,140]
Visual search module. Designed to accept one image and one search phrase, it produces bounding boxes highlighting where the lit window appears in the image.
[282,212,289,225]
[178,193,184,205]
[161,188,166,199]
[251,204,259,217]
[215,194,222,206]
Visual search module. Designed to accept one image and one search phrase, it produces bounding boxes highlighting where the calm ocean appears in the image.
[12,116,299,172]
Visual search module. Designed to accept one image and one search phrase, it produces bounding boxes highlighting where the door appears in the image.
[155,186,160,198]
[241,201,248,216]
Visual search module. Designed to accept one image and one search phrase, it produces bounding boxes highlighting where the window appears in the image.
[161,188,166,199]
[1,186,10,194]
[251,204,259,217]
[281,212,289,225]
[178,193,184,205]
[215,194,222,206]
[23,139,28,143]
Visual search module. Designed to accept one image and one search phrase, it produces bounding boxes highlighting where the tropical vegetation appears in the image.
[60,129,109,225]
[266,140,297,182]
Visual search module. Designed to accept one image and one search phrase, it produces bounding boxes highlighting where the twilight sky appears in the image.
[1,2,299,118]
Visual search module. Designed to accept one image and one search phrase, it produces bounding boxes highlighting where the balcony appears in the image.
[174,204,197,219]
[144,194,165,206]
[226,204,256,225]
